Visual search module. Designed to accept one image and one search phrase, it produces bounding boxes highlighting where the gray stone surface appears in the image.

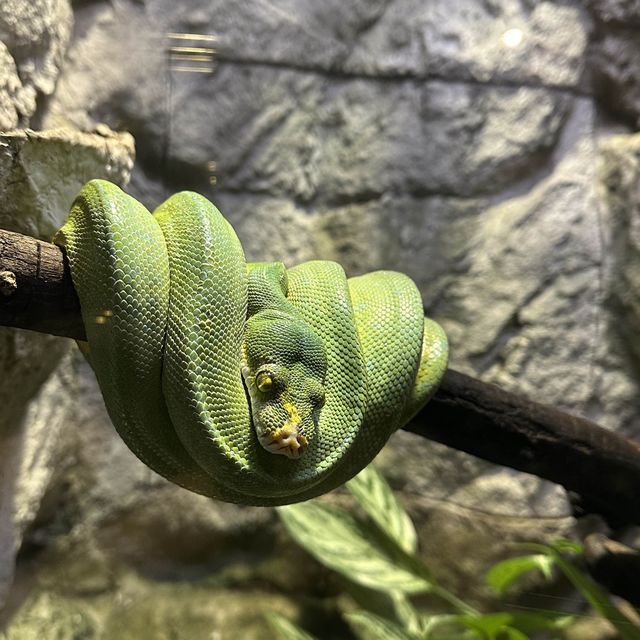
[598,133,640,358]
[0,128,134,238]
[589,30,640,125]
[442,98,602,407]
[586,0,640,25]
[43,3,166,156]
[199,76,570,200]
[148,0,588,86]
[341,0,588,86]
[583,2,640,126]
[3,581,320,640]
[591,133,640,438]
[0,43,29,131]
[0,356,73,606]
[46,1,575,202]
[0,0,73,129]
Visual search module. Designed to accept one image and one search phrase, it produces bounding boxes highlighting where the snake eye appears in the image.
[256,371,274,393]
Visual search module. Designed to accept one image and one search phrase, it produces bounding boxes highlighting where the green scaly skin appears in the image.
[54,180,448,506]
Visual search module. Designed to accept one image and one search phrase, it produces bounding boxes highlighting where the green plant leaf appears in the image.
[266,612,316,640]
[420,610,573,640]
[419,613,472,639]
[486,555,554,594]
[346,464,418,554]
[552,552,640,640]
[421,613,528,640]
[521,543,640,640]
[501,628,528,640]
[345,611,417,640]
[457,612,513,639]
[389,591,422,635]
[550,538,583,554]
[501,611,575,634]
[278,502,433,594]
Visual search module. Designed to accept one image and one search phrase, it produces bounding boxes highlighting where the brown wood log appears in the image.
[0,228,85,340]
[2,226,640,527]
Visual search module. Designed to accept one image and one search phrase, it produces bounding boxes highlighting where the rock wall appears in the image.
[2,0,640,637]
[0,0,72,130]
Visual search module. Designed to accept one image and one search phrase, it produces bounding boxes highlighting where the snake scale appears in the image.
[55,180,448,506]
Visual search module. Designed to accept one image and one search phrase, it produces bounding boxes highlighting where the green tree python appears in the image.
[54,180,448,506]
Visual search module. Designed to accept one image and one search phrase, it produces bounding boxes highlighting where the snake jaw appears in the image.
[260,422,309,459]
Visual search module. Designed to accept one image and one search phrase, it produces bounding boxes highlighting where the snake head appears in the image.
[241,311,327,459]
[242,361,326,459]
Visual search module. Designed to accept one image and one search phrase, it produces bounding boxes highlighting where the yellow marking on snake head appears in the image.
[283,401,301,423]
[261,402,308,459]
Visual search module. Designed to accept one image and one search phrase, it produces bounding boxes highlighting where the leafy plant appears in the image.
[270,464,640,640]
[489,542,640,640]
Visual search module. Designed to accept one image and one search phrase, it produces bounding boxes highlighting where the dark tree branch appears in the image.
[0,228,85,340]
[407,372,640,527]
[2,227,640,528]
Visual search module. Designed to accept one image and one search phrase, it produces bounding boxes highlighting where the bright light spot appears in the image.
[502,28,523,48]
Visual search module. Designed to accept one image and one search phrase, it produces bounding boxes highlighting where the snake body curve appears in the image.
[55,180,448,506]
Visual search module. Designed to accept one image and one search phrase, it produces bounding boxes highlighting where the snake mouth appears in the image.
[259,422,309,459]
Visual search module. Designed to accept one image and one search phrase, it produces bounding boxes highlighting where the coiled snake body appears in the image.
[55,180,448,506]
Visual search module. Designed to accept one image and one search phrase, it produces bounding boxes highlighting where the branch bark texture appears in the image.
[0,228,85,340]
